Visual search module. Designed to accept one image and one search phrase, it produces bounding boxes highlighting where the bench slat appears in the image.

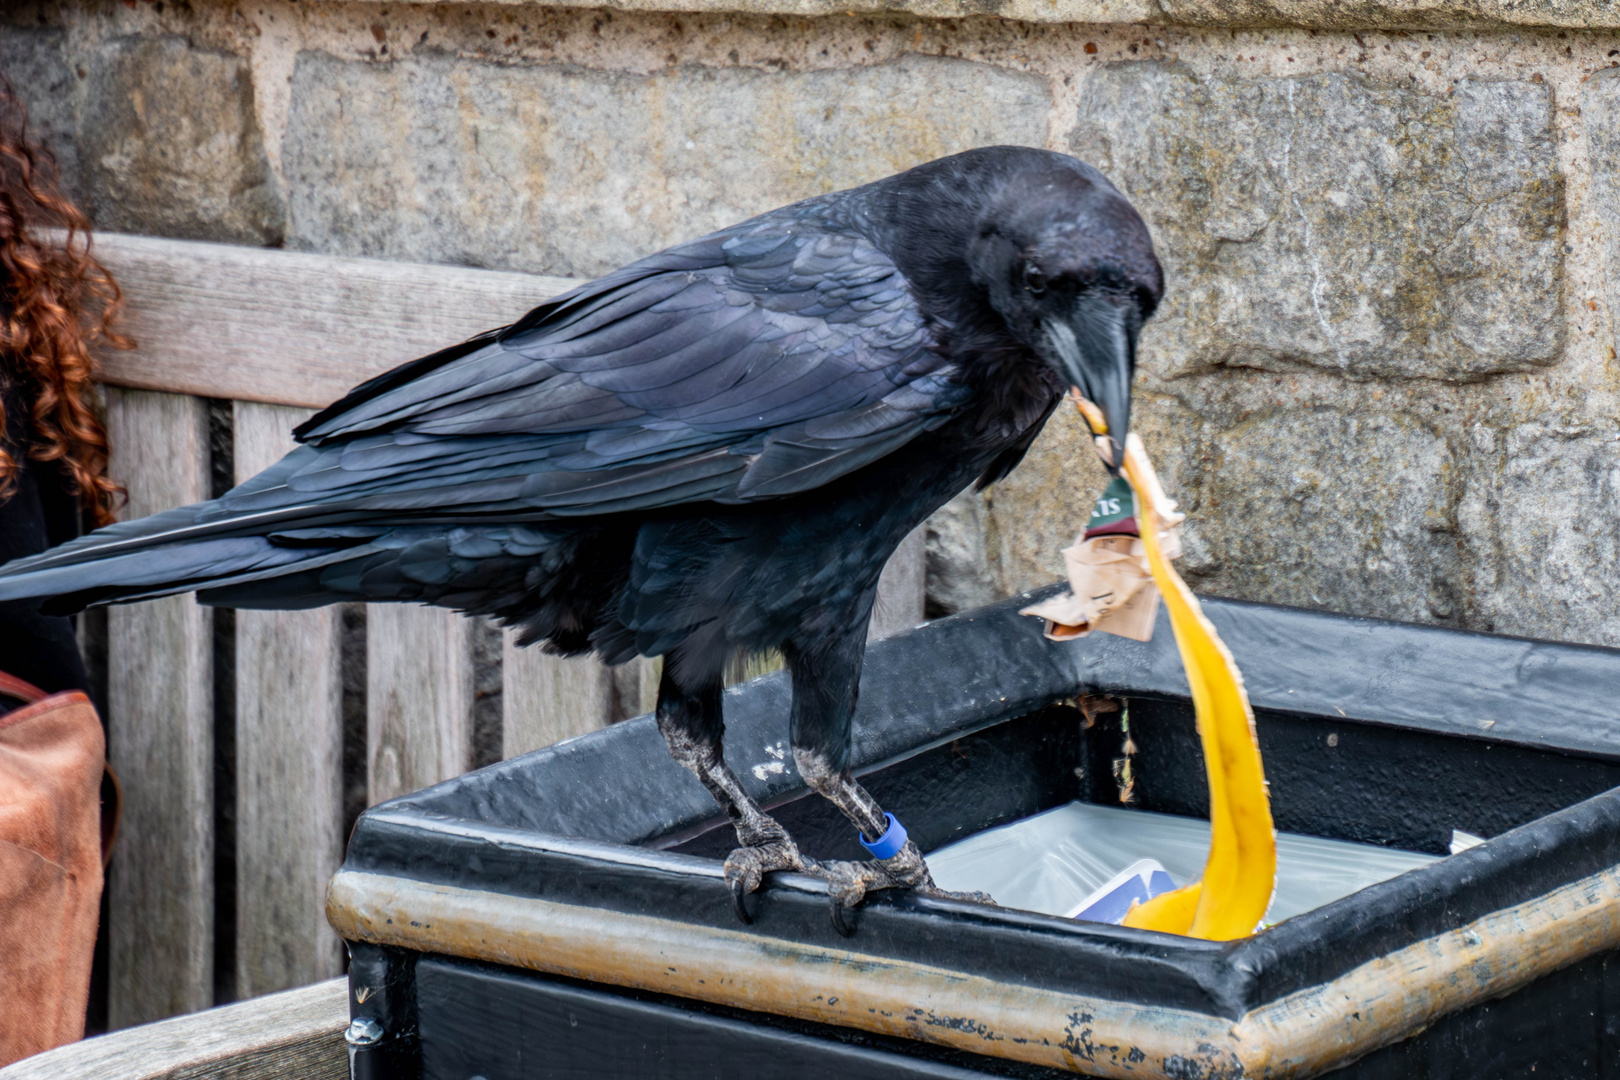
[104,389,215,1029]
[232,403,345,997]
[366,606,475,804]
[91,232,578,409]
[0,978,347,1080]
[502,633,618,758]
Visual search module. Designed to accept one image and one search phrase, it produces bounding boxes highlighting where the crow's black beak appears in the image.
[1043,296,1135,473]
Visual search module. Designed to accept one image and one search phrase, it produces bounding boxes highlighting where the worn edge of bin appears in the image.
[340,775,1620,1018]
[341,809,1247,1017]
[1225,777,1620,1005]
[336,777,1620,1017]
[304,0,1620,33]
[326,858,1620,1079]
[1233,861,1620,1077]
[1078,595,1620,765]
[326,868,1239,1078]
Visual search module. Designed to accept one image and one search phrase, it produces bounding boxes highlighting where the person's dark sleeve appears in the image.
[0,377,91,696]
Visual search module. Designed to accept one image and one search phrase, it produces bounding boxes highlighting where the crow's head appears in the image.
[967,163,1162,469]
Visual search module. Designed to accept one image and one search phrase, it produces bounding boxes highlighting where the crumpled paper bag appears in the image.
[1021,482,1183,643]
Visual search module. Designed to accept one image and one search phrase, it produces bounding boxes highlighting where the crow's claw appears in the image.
[730,878,754,924]
[722,836,814,924]
[821,837,998,935]
[830,897,858,938]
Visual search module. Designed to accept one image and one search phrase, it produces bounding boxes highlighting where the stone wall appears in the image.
[4,0,1619,645]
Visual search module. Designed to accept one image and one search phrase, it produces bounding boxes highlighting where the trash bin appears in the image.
[329,588,1620,1079]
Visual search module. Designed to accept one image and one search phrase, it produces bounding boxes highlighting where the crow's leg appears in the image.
[794,749,954,930]
[784,633,990,935]
[654,654,814,922]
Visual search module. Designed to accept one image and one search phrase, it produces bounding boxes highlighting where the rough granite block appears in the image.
[1584,67,1620,375]
[0,25,81,204]
[1073,64,1563,382]
[283,51,1050,278]
[81,35,284,245]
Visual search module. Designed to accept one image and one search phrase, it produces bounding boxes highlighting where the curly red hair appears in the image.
[0,80,125,527]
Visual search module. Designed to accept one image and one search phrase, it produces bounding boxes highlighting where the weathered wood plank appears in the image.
[501,634,617,759]
[367,606,475,803]
[613,656,661,722]
[103,389,214,1029]
[871,525,928,640]
[91,232,578,409]
[231,403,344,997]
[0,978,347,1080]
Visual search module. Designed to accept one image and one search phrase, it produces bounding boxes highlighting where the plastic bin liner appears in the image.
[926,801,1438,925]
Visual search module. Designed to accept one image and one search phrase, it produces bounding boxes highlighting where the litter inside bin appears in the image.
[926,801,1438,927]
[1068,858,1178,922]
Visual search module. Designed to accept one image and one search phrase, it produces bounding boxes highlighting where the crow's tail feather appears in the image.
[0,503,618,660]
[0,530,377,615]
[0,487,385,613]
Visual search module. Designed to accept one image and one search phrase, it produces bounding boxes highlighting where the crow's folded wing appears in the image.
[0,211,969,604]
[243,213,965,522]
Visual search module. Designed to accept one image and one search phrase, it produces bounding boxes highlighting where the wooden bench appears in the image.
[0,979,347,1080]
[62,232,927,1034]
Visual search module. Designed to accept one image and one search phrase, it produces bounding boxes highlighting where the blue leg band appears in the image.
[858,813,908,860]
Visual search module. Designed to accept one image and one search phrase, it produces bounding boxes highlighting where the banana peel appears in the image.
[1072,395,1276,940]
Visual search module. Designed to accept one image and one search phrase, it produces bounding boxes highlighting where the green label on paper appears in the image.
[1088,476,1137,529]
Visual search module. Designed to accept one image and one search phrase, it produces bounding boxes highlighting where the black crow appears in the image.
[0,146,1162,930]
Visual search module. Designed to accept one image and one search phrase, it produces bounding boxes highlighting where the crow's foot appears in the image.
[822,840,993,936]
[723,831,817,924]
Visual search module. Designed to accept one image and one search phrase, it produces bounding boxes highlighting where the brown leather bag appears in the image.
[0,671,112,1067]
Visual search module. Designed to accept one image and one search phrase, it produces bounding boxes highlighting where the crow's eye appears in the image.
[1022,263,1047,296]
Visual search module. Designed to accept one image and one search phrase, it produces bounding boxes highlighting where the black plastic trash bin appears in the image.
[330,588,1620,1079]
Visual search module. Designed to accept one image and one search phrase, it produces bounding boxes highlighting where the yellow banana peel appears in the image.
[1073,396,1276,940]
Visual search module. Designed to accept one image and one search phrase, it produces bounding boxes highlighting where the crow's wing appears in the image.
[231,211,967,524]
[0,209,970,603]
